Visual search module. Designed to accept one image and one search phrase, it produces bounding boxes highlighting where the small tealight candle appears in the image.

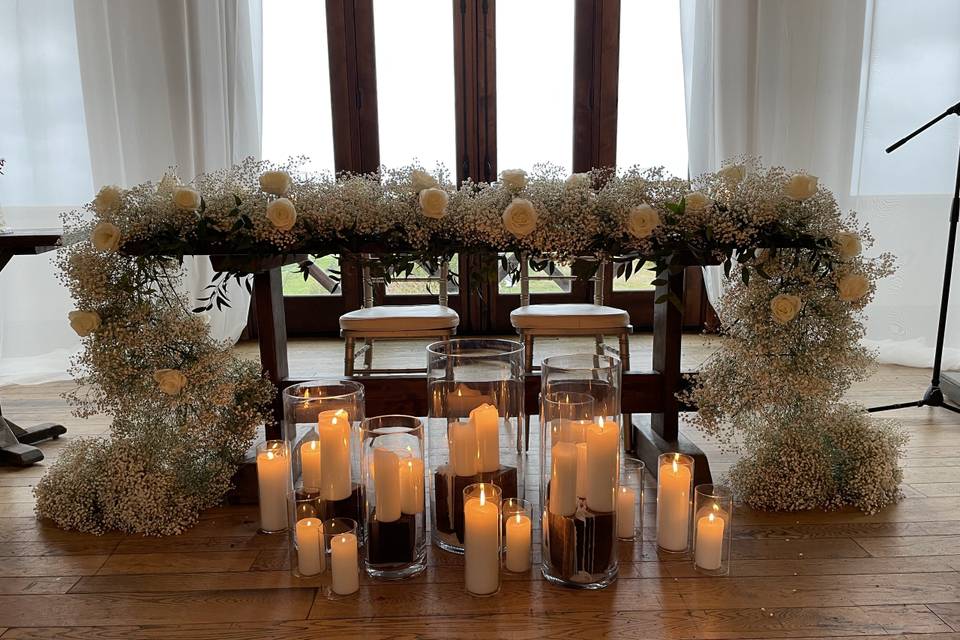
[657,453,693,552]
[295,517,324,576]
[330,532,359,595]
[504,511,532,572]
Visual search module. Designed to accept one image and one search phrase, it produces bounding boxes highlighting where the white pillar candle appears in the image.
[558,418,589,443]
[616,486,636,539]
[464,487,500,595]
[295,517,324,575]
[373,448,401,522]
[657,455,692,551]
[585,419,618,512]
[330,532,359,595]
[300,440,322,490]
[318,409,352,501]
[549,442,579,516]
[449,420,478,477]
[504,512,532,572]
[695,509,726,570]
[256,446,290,531]
[575,442,588,498]
[400,457,425,515]
[471,403,500,472]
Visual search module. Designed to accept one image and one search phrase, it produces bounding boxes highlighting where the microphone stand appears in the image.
[869,99,960,414]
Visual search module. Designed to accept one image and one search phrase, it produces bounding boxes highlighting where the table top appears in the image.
[0,228,63,255]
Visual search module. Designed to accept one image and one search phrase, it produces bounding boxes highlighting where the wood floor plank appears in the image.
[69,571,308,594]
[913,484,960,497]
[0,577,79,595]
[0,555,108,577]
[0,540,119,558]
[96,551,259,575]
[926,603,960,632]
[856,536,960,558]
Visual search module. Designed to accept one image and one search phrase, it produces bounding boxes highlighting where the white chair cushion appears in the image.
[510,303,630,330]
[339,304,460,331]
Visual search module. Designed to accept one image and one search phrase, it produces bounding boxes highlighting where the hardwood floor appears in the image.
[1,336,959,639]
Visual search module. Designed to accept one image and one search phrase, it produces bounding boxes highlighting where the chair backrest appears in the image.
[518,253,606,307]
[361,254,451,308]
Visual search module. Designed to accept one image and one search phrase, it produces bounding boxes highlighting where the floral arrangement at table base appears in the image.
[682,161,904,514]
[33,200,273,535]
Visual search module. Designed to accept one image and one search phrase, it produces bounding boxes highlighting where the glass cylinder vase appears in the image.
[693,484,733,575]
[323,517,360,596]
[539,353,622,589]
[362,415,427,580]
[282,380,365,535]
[617,460,645,542]
[289,489,324,577]
[427,338,525,554]
[656,452,694,554]
[463,482,501,596]
[256,440,291,534]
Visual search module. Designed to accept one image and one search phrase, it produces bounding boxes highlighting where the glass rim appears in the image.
[694,483,733,500]
[282,379,365,401]
[362,414,423,437]
[541,352,622,372]
[257,439,288,452]
[321,517,358,537]
[658,452,695,465]
[463,481,503,501]
[542,390,595,408]
[426,337,524,359]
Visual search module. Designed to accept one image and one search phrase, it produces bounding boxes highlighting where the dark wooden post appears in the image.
[651,268,684,439]
[252,269,289,439]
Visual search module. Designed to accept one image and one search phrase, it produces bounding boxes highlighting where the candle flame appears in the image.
[340,535,347,544]
[712,503,720,512]
[515,512,522,525]
[672,456,679,473]
[266,451,274,461]
[708,512,716,523]
[480,485,486,506]
[309,441,318,451]
[407,460,414,471]
[306,520,313,527]
[598,416,605,431]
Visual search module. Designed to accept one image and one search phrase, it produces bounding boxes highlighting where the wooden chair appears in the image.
[509,254,632,373]
[339,255,458,376]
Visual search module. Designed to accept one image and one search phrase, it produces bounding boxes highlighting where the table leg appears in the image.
[253,268,289,439]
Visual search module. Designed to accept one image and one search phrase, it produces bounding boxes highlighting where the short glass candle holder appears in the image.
[463,482,502,597]
[324,517,360,597]
[256,440,291,534]
[617,460,645,542]
[282,381,365,534]
[427,338,525,554]
[502,498,533,573]
[289,490,324,578]
[693,484,733,575]
[656,453,695,554]
[362,415,427,580]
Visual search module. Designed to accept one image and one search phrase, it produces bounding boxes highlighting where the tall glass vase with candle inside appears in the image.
[426,339,525,554]
[361,415,427,579]
[282,381,365,535]
[540,354,622,588]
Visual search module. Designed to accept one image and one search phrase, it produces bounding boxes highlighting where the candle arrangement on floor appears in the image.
[656,452,694,553]
[617,461,644,541]
[502,498,533,573]
[256,440,291,533]
[463,482,502,596]
[692,484,732,575]
[427,339,525,554]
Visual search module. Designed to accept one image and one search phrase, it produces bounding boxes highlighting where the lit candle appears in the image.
[471,403,500,472]
[549,442,578,516]
[616,486,636,539]
[295,517,323,575]
[449,420,478,477]
[504,511,532,572]
[317,409,352,501]
[256,444,290,532]
[575,442,588,498]
[400,456,425,515]
[373,448,401,522]
[464,485,500,595]
[330,532,359,595]
[300,440,322,490]
[694,506,726,570]
[585,419,618,512]
[657,454,692,551]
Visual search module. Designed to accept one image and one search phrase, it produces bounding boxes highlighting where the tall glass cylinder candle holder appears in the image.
[656,453,694,554]
[540,355,622,589]
[289,490,324,577]
[463,482,501,596]
[617,460,645,542]
[502,498,533,573]
[324,517,360,596]
[362,415,427,580]
[427,339,525,554]
[256,440,291,533]
[283,381,365,534]
[693,484,733,575]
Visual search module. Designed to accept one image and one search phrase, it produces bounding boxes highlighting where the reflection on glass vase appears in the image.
[426,338,526,554]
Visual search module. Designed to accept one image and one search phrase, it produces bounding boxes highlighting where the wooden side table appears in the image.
[0,229,67,466]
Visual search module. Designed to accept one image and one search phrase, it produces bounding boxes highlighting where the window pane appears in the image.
[497,0,574,173]
[282,255,342,297]
[262,0,335,174]
[374,0,456,173]
[385,255,460,297]
[498,255,573,295]
[613,261,656,292]
[616,1,688,177]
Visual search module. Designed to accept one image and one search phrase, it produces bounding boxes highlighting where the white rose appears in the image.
[834,231,862,260]
[68,310,101,337]
[770,293,802,324]
[838,273,870,302]
[500,169,527,190]
[411,169,438,193]
[419,188,449,219]
[93,186,122,214]
[173,187,202,211]
[502,198,538,238]
[718,164,745,186]
[266,197,297,231]
[91,221,121,252]
[259,170,292,196]
[685,191,711,211]
[626,204,660,239]
[565,172,591,189]
[153,369,187,396]
[785,173,818,201]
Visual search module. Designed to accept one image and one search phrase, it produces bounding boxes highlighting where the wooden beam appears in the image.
[252,269,289,438]
[573,0,621,173]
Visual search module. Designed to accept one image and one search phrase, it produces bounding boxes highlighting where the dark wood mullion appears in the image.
[573,0,620,173]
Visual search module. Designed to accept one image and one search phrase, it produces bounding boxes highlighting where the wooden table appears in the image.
[0,229,67,465]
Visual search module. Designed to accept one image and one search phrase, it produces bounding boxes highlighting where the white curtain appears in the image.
[680,0,960,369]
[0,0,261,385]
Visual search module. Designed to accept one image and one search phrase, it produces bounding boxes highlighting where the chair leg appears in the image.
[363,338,374,371]
[618,331,631,370]
[344,336,355,376]
[523,333,535,373]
